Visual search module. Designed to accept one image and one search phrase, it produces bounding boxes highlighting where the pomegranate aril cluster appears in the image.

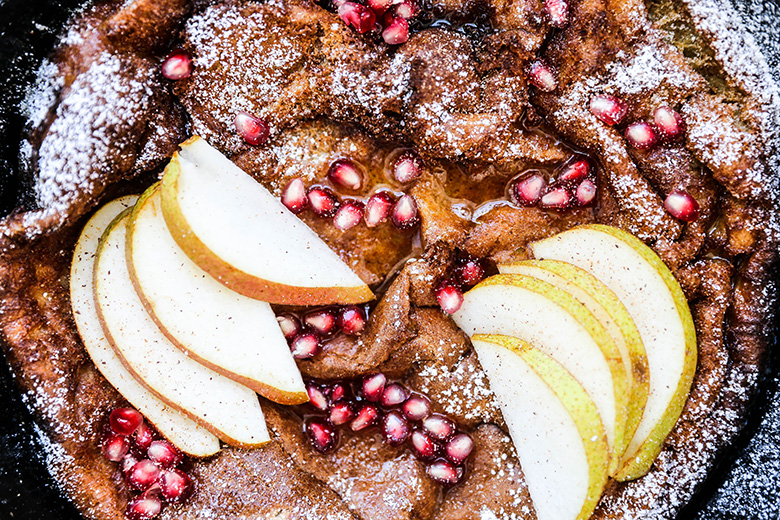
[508,158,597,211]
[101,408,193,519]
[435,256,488,315]
[331,0,419,45]
[303,374,473,486]
[277,305,369,359]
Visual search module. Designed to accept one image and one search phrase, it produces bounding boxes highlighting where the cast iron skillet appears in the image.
[0,1,778,519]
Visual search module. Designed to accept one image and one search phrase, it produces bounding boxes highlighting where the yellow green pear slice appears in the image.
[531,224,697,480]
[127,185,307,405]
[472,334,609,520]
[497,259,649,461]
[452,274,630,473]
[70,196,220,457]
[159,136,373,305]
[94,211,270,448]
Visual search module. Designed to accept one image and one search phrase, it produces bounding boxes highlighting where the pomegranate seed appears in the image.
[102,433,130,462]
[126,494,162,520]
[147,440,182,468]
[338,2,377,33]
[121,452,140,475]
[382,410,410,446]
[281,178,308,214]
[328,159,364,191]
[509,173,546,206]
[589,94,628,126]
[277,313,302,341]
[110,407,143,436]
[134,421,155,451]
[364,191,396,227]
[653,105,685,141]
[159,468,192,503]
[410,430,440,460]
[381,383,409,408]
[402,393,432,421]
[540,187,573,209]
[453,258,485,288]
[368,0,392,14]
[528,61,557,92]
[306,383,330,411]
[624,121,658,149]
[308,186,341,217]
[664,190,700,222]
[383,16,409,45]
[436,282,464,314]
[544,0,569,27]
[127,460,162,491]
[161,49,192,81]
[575,179,597,206]
[351,403,381,431]
[330,382,351,403]
[330,401,357,425]
[394,0,417,19]
[333,200,365,231]
[559,159,590,184]
[362,373,387,402]
[338,305,367,335]
[426,460,464,485]
[291,331,321,359]
[393,151,422,183]
[391,194,420,230]
[422,414,456,442]
[234,111,270,146]
[303,308,339,337]
[444,433,474,464]
[306,419,339,453]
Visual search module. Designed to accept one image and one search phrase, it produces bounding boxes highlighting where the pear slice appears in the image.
[159,136,373,305]
[70,196,220,457]
[472,334,609,520]
[531,224,697,480]
[497,259,649,461]
[94,211,270,447]
[126,185,307,405]
[452,274,630,473]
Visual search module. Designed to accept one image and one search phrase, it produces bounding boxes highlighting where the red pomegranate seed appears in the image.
[436,282,464,314]
[330,401,357,425]
[291,331,321,359]
[334,200,365,231]
[453,259,485,288]
[402,393,432,421]
[277,313,302,341]
[281,178,308,214]
[350,403,379,431]
[540,187,573,209]
[338,305,367,335]
[328,159,364,191]
[161,49,193,81]
[391,194,420,230]
[510,173,546,206]
[544,0,569,27]
[559,159,590,184]
[364,191,396,227]
[383,16,409,45]
[126,494,162,520]
[306,383,330,411]
[362,373,387,402]
[110,407,143,436]
[393,152,423,184]
[410,430,440,461]
[308,186,341,217]
[624,121,658,149]
[306,419,339,453]
[382,410,410,446]
[653,105,685,141]
[394,0,417,19]
[589,94,628,126]
[422,414,456,442]
[128,460,162,491]
[368,0,392,14]
[381,383,409,408]
[147,440,182,468]
[121,452,140,475]
[330,382,351,404]
[338,2,377,33]
[575,179,597,206]
[444,433,474,464]
[664,190,699,222]
[426,460,464,485]
[102,433,130,462]
[159,468,192,503]
[528,61,557,92]
[234,111,270,146]
[304,308,339,337]
[134,422,155,451]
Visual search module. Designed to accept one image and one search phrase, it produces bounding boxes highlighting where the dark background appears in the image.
[0,0,778,519]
